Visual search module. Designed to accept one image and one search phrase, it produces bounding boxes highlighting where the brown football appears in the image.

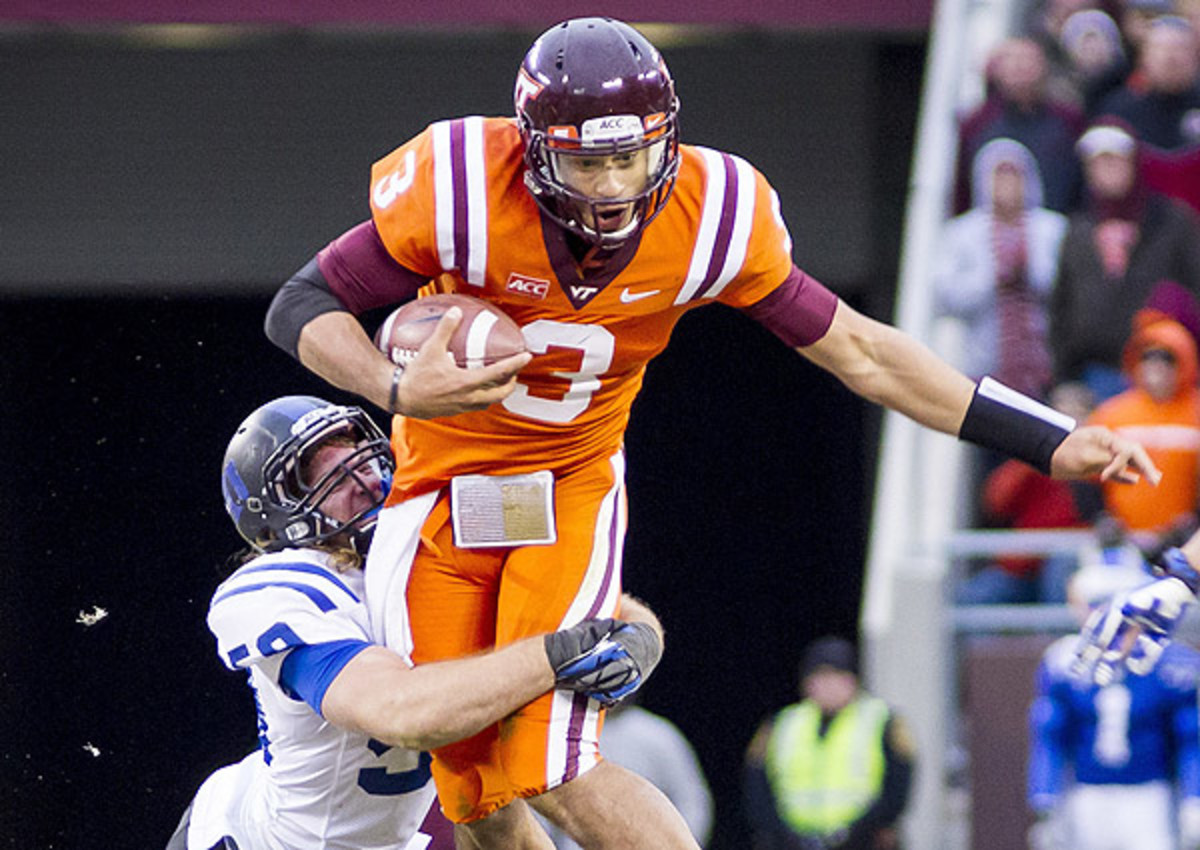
[374,293,526,369]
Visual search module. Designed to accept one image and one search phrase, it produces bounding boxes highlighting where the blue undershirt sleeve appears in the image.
[278,639,373,717]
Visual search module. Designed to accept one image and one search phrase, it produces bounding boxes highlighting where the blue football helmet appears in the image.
[221,396,393,552]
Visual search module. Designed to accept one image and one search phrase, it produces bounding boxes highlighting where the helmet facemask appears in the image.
[256,407,393,553]
[522,109,680,246]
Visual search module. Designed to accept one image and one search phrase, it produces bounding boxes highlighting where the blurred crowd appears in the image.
[718,5,1200,849]
[936,0,1200,605]
[934,5,1200,846]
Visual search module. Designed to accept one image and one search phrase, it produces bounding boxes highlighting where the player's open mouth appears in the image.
[595,206,631,230]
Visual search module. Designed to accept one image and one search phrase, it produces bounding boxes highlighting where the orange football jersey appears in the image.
[369,116,798,501]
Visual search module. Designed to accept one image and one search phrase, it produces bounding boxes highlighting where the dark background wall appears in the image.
[0,26,925,849]
[2,0,933,30]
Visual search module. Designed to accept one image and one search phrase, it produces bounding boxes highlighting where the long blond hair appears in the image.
[299,433,365,573]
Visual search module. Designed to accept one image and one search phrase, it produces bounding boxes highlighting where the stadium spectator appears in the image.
[956,382,1095,605]
[1058,8,1132,114]
[1023,0,1103,60]
[1083,309,1200,556]
[935,137,1067,400]
[954,37,1086,214]
[1107,15,1200,214]
[1181,0,1200,40]
[1027,553,1200,850]
[1049,119,1200,396]
[1141,140,1200,213]
[1096,15,1200,149]
[1145,276,1200,347]
[1114,0,1176,65]
[744,637,914,850]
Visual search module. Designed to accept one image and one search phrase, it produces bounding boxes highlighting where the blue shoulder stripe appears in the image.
[236,561,360,603]
[212,581,337,613]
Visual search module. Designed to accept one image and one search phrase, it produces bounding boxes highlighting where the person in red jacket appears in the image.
[957,382,1093,604]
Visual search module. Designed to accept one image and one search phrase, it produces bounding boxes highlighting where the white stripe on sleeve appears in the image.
[463,116,488,287]
[432,120,455,272]
[676,147,727,305]
[704,154,756,299]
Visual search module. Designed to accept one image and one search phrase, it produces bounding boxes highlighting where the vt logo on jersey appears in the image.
[567,285,600,308]
[506,272,550,300]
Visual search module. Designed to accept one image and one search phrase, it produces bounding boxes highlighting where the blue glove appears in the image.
[1072,574,1195,684]
[544,619,662,707]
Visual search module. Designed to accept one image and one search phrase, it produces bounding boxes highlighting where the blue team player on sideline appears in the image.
[1031,554,1200,850]
[167,396,662,850]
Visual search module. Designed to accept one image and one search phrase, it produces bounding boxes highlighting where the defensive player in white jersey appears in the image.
[167,396,662,850]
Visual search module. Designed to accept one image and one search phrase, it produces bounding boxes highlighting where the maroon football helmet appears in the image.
[515,17,681,245]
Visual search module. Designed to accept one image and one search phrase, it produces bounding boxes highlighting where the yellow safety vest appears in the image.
[764,695,889,835]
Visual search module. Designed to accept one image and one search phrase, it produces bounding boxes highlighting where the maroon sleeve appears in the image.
[740,264,839,347]
[316,220,429,315]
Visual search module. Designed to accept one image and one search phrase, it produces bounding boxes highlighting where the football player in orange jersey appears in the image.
[264,17,1161,850]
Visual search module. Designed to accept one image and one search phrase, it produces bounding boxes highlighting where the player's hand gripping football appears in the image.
[1072,548,1200,684]
[545,618,662,707]
[394,307,531,419]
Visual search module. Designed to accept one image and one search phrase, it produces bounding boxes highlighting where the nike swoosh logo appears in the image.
[619,288,660,304]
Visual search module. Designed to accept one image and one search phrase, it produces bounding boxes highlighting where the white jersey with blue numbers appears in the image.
[185,549,436,850]
[1028,635,1200,809]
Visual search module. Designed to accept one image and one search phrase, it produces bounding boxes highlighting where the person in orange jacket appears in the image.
[1086,307,1200,555]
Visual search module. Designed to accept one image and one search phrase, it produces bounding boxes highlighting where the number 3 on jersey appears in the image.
[504,319,615,424]
[358,740,432,795]
[372,151,417,209]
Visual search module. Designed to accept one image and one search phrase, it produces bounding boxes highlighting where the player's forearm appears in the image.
[327,640,554,750]
[297,311,396,413]
[861,327,975,434]
[617,593,665,647]
[397,638,554,749]
[800,303,974,435]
